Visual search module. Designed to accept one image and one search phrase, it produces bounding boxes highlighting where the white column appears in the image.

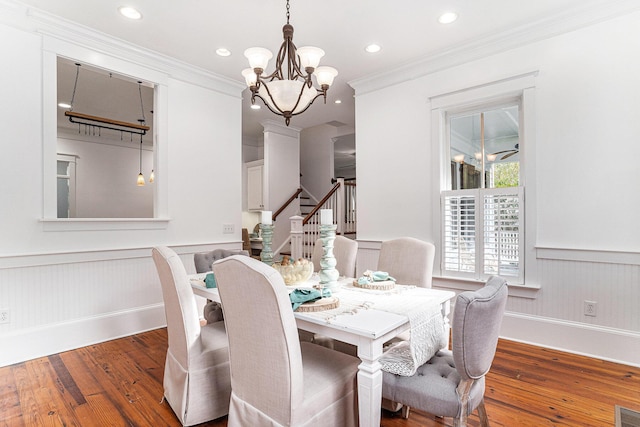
[289,215,303,259]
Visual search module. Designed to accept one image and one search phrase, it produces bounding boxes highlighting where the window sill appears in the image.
[40,218,170,231]
[433,275,540,299]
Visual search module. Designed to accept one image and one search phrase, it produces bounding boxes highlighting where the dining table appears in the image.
[189,273,455,427]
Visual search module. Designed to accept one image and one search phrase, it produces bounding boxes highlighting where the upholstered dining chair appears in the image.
[310,235,358,277]
[377,236,438,408]
[382,275,508,426]
[213,255,360,427]
[193,248,249,273]
[194,248,249,324]
[377,237,436,288]
[151,246,231,426]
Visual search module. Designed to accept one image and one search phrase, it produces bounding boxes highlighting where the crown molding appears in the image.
[350,0,640,96]
[1,0,245,97]
[261,119,302,138]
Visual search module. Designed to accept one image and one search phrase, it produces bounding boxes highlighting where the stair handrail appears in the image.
[272,188,303,222]
[302,182,341,225]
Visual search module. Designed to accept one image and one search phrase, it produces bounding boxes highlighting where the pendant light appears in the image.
[137,134,145,186]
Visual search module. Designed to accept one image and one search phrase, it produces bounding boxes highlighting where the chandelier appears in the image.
[242,0,338,126]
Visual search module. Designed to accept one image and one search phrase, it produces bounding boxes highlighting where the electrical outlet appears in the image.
[222,224,234,234]
[584,300,597,317]
[0,309,9,324]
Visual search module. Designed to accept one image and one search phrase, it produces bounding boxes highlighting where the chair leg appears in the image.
[400,405,411,419]
[477,399,490,427]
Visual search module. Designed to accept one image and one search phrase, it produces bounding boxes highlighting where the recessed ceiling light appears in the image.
[334,99,342,104]
[250,104,261,110]
[438,12,458,24]
[58,102,71,109]
[216,48,231,57]
[118,6,142,20]
[365,44,381,53]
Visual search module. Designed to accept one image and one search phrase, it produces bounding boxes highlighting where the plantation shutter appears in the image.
[442,190,478,277]
[442,187,523,282]
[482,187,523,281]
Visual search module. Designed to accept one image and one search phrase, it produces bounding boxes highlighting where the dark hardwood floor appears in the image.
[1,328,638,426]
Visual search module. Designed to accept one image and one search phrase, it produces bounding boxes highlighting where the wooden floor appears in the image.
[1,328,639,426]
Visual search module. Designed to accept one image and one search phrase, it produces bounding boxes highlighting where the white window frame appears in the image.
[41,37,170,231]
[430,72,538,287]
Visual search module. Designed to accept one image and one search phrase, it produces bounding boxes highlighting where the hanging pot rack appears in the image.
[64,63,150,139]
[64,111,149,136]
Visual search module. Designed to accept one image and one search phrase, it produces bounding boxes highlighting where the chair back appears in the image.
[152,246,201,367]
[213,255,304,421]
[194,248,249,273]
[377,237,435,287]
[242,228,252,252]
[452,275,508,380]
[311,235,358,277]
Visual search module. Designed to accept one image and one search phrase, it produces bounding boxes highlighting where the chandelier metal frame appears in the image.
[243,0,337,126]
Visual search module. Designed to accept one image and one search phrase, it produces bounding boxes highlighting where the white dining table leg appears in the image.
[355,338,385,427]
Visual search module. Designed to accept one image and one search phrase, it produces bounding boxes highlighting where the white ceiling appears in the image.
[19,0,605,140]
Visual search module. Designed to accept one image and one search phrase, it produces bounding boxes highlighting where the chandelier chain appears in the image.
[286,0,290,24]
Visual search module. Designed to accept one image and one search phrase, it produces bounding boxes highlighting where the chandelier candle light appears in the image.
[319,209,339,292]
[242,0,338,126]
[260,210,274,265]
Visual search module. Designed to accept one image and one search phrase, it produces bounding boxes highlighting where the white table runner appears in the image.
[300,282,446,376]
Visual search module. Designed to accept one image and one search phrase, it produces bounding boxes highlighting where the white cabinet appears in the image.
[247,164,264,211]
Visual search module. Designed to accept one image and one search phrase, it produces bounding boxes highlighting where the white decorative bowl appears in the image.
[272,258,314,285]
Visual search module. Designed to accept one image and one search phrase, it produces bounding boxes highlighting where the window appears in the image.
[441,103,524,282]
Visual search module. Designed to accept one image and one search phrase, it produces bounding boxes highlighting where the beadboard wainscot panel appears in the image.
[500,247,640,366]
[0,243,241,367]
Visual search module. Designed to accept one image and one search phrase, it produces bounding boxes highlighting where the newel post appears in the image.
[336,177,345,235]
[290,215,303,260]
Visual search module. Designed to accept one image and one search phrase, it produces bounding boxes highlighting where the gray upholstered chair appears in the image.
[213,255,360,427]
[151,246,231,426]
[382,276,508,426]
[377,237,436,288]
[194,248,249,324]
[310,235,358,277]
[193,248,249,273]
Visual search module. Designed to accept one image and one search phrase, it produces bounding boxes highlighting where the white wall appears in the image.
[353,10,640,365]
[57,134,154,218]
[300,124,336,200]
[263,120,302,254]
[0,4,244,366]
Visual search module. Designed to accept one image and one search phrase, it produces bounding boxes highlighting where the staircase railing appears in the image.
[291,178,356,259]
[272,188,302,222]
[267,179,356,261]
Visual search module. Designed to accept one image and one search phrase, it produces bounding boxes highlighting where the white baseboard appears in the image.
[501,312,640,367]
[2,303,637,369]
[0,303,166,368]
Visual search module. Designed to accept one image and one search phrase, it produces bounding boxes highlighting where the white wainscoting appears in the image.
[0,243,240,367]
[356,239,640,367]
